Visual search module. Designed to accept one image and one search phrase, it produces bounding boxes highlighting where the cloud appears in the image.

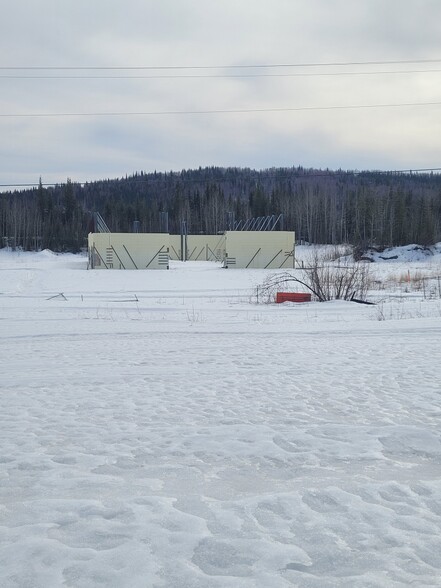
[1,0,441,186]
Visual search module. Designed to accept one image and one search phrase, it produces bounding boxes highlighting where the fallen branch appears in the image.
[46,293,67,301]
[351,297,376,305]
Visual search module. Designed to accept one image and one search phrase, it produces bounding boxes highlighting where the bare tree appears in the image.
[260,248,372,303]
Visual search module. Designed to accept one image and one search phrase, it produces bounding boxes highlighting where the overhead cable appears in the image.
[2,58,441,71]
[2,100,441,118]
[2,167,441,189]
[2,68,441,80]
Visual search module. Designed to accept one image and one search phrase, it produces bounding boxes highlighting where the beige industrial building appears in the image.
[223,231,295,269]
[88,232,170,270]
[169,234,226,262]
[88,230,295,270]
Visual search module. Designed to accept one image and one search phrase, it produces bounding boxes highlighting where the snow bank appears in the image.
[1,250,441,587]
[363,243,441,263]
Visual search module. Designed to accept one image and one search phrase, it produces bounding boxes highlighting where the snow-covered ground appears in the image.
[1,246,441,587]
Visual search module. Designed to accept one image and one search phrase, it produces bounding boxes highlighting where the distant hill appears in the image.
[1,166,441,251]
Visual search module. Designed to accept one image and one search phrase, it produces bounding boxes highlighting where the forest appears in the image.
[1,166,441,252]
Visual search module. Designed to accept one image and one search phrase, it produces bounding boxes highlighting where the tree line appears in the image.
[1,166,441,252]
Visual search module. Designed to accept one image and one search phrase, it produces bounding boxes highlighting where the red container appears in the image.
[276,292,312,303]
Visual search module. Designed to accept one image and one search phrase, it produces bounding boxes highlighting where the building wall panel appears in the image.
[169,235,226,261]
[88,233,169,270]
[223,231,295,269]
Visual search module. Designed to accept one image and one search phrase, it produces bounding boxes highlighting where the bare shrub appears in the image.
[260,249,372,303]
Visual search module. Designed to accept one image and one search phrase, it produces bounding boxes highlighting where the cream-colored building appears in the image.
[223,231,295,269]
[88,233,169,269]
[169,234,226,262]
[88,230,295,270]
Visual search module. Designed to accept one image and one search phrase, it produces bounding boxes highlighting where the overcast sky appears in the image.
[2,0,441,187]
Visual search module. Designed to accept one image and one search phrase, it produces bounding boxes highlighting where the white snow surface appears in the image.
[1,247,441,587]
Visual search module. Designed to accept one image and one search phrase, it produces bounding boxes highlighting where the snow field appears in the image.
[1,248,441,587]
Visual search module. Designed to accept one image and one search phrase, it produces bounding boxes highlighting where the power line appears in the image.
[2,100,441,118]
[1,58,441,71]
[2,68,441,80]
[2,167,441,189]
